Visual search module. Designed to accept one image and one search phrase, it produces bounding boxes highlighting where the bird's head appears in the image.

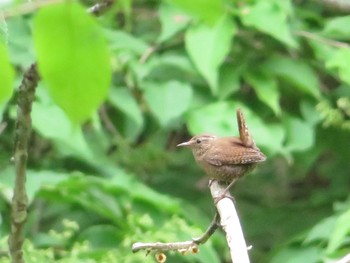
[177,134,217,156]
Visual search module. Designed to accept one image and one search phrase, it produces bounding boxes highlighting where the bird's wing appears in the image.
[204,139,265,166]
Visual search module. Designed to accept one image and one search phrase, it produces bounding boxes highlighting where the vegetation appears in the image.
[1,0,350,262]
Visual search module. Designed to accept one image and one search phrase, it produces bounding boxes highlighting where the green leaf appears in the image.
[32,98,93,160]
[244,69,281,116]
[0,15,7,44]
[0,167,68,204]
[0,43,14,105]
[168,0,224,24]
[300,101,321,126]
[327,209,350,254]
[109,87,144,140]
[105,29,149,55]
[186,101,236,136]
[240,0,297,48]
[326,47,350,86]
[158,3,190,43]
[304,216,337,244]
[284,116,314,152]
[218,64,241,100]
[143,81,192,127]
[78,225,121,248]
[263,56,321,98]
[323,16,350,40]
[185,15,235,95]
[6,16,35,66]
[309,41,336,62]
[271,247,322,263]
[33,2,111,124]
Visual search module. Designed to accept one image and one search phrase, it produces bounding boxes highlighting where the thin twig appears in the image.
[8,63,39,263]
[1,0,63,19]
[88,0,114,16]
[132,212,219,254]
[192,212,220,245]
[295,30,350,48]
[139,46,158,64]
[132,241,198,254]
[320,0,350,13]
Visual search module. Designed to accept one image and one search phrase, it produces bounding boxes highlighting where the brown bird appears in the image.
[177,109,266,190]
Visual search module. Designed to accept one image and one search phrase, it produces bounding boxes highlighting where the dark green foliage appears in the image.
[1,0,350,262]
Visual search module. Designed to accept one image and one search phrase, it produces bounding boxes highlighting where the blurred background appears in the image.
[1,0,350,262]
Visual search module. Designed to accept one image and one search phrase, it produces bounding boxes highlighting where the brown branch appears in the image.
[132,213,219,254]
[88,0,114,16]
[295,30,350,48]
[8,63,39,263]
[320,0,350,13]
[2,0,114,19]
[2,0,63,19]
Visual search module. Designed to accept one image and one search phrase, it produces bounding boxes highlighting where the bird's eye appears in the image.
[196,139,201,144]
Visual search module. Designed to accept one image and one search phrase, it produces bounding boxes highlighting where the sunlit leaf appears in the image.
[168,0,224,24]
[185,15,235,94]
[327,209,350,254]
[326,47,350,85]
[0,43,14,105]
[263,56,321,98]
[240,0,297,48]
[158,3,190,43]
[304,216,337,244]
[323,16,350,40]
[33,2,111,124]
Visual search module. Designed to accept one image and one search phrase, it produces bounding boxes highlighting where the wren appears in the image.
[177,109,266,188]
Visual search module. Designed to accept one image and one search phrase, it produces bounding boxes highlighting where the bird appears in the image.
[177,108,266,190]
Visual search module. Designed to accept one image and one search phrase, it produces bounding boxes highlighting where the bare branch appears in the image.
[88,0,114,16]
[320,0,350,13]
[295,30,350,49]
[132,212,219,254]
[210,180,250,263]
[8,63,39,263]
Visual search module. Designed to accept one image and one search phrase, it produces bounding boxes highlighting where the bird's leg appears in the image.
[213,179,237,205]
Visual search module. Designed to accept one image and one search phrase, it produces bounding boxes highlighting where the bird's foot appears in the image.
[214,192,235,205]
[213,179,237,205]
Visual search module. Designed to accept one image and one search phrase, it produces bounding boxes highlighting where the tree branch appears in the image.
[132,180,251,263]
[210,180,250,263]
[132,213,219,254]
[8,63,39,263]
[320,0,350,13]
[295,30,350,48]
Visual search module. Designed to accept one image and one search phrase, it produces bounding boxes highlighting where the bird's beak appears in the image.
[177,141,191,147]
